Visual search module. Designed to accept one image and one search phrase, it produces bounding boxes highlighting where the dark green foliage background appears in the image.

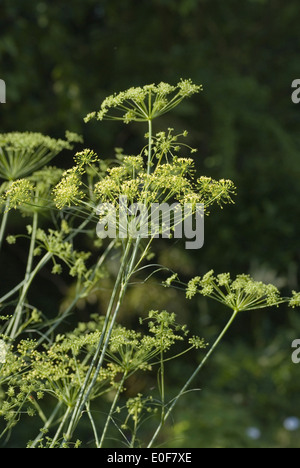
[1,0,300,448]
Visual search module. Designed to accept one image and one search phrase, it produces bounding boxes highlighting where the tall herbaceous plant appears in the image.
[0,81,299,448]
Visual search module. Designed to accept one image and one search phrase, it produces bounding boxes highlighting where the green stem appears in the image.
[159,323,165,423]
[62,240,134,443]
[147,309,239,448]
[25,210,39,282]
[63,237,142,445]
[29,401,63,448]
[0,200,9,253]
[86,402,100,447]
[147,119,153,176]
[36,240,116,347]
[130,418,138,448]
[6,251,52,338]
[6,215,93,339]
[29,395,47,424]
[98,371,128,448]
[49,406,72,448]
[7,210,39,339]
[0,280,25,305]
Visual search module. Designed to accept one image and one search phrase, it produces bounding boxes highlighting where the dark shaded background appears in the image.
[1,0,300,448]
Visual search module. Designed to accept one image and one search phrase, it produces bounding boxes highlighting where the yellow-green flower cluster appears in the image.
[3,179,34,211]
[150,128,197,163]
[33,225,91,279]
[0,131,81,180]
[84,79,202,124]
[53,167,85,209]
[74,149,99,168]
[289,291,300,308]
[186,270,285,312]
[197,177,236,209]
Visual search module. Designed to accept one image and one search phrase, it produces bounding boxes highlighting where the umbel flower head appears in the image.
[3,179,35,211]
[84,79,203,124]
[53,167,85,210]
[0,131,82,181]
[289,291,300,308]
[185,270,286,312]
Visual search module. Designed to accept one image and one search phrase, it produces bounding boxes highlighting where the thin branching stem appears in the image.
[147,309,239,448]
[0,199,9,254]
[98,371,128,448]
